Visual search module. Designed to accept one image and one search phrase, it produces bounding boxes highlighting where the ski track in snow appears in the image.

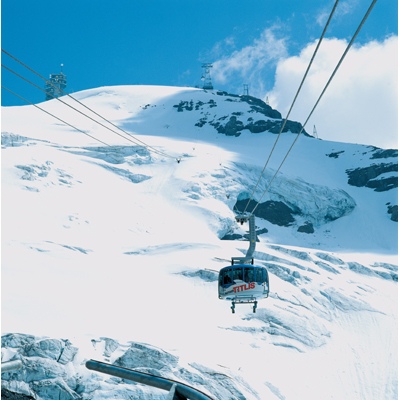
[1,86,397,400]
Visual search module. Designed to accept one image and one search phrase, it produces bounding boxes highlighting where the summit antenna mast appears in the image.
[201,63,213,90]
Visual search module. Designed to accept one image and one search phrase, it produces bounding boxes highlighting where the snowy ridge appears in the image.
[1,85,397,399]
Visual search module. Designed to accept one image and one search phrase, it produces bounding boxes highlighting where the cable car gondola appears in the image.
[218,259,269,313]
[218,214,269,313]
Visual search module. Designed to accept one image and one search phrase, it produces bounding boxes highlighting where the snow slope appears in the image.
[1,85,398,400]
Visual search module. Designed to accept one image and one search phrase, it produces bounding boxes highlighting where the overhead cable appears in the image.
[1,63,174,159]
[2,85,112,147]
[240,0,340,217]
[248,0,378,218]
[1,49,178,160]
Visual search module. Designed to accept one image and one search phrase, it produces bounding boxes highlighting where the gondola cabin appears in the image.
[218,261,269,313]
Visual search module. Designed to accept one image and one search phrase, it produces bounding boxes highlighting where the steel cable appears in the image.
[240,0,340,217]
[1,63,176,158]
[1,49,178,160]
[2,85,112,147]
[247,0,378,218]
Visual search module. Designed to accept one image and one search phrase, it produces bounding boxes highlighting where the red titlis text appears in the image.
[233,282,255,293]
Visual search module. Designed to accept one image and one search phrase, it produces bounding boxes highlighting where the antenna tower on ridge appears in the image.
[243,84,249,96]
[313,125,318,138]
[45,64,67,101]
[265,96,270,105]
[201,63,213,90]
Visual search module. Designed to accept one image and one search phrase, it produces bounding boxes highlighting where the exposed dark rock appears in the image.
[208,117,307,136]
[188,91,309,137]
[326,151,345,158]
[195,117,207,127]
[256,228,269,236]
[220,233,245,241]
[195,101,204,110]
[215,91,241,99]
[1,389,35,400]
[246,120,277,134]
[221,228,268,241]
[212,116,245,137]
[370,149,398,159]
[387,205,398,222]
[234,199,298,227]
[297,222,314,234]
[239,95,282,119]
[173,100,194,112]
[346,163,398,192]
[174,99,217,112]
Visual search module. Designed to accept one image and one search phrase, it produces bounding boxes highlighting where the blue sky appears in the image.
[1,0,398,147]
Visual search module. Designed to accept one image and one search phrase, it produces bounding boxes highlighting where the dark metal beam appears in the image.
[86,360,214,400]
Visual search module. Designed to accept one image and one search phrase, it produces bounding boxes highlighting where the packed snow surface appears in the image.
[2,85,397,400]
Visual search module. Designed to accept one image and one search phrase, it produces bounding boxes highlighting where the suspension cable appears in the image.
[1,63,175,159]
[1,49,178,160]
[240,0,340,217]
[247,0,378,218]
[2,85,112,147]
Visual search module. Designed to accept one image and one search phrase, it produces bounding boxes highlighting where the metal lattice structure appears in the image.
[201,63,213,90]
[45,64,67,101]
[243,84,249,96]
[313,125,318,138]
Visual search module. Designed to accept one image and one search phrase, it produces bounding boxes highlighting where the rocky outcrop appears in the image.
[215,91,282,119]
[346,163,398,192]
[232,174,356,230]
[297,222,315,234]
[173,91,308,137]
[370,148,398,159]
[326,151,345,159]
[387,205,398,222]
[221,228,268,241]
[234,199,298,227]
[1,389,35,400]
[209,117,305,137]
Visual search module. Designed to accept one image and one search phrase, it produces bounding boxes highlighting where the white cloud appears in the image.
[267,35,398,149]
[316,0,359,27]
[212,27,288,90]
[336,0,359,17]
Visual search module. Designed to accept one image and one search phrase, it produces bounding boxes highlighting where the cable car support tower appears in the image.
[230,214,259,312]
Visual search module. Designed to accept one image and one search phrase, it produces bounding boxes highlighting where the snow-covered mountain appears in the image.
[1,85,398,400]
